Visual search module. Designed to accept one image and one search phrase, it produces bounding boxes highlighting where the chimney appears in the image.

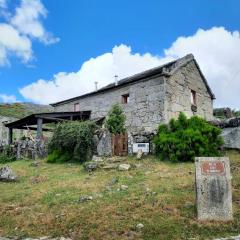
[114,75,118,86]
[94,81,98,91]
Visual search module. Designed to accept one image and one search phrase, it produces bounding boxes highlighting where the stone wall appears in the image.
[0,115,24,144]
[165,60,213,122]
[54,75,166,133]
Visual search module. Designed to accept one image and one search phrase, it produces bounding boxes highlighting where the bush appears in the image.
[0,145,16,163]
[105,104,126,134]
[48,121,97,163]
[153,113,224,162]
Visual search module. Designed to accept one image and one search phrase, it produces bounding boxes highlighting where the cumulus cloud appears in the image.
[0,0,59,66]
[0,23,32,65]
[20,27,240,108]
[0,93,17,103]
[10,0,59,44]
[20,45,172,104]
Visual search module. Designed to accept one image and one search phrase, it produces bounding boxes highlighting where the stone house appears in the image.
[51,54,215,153]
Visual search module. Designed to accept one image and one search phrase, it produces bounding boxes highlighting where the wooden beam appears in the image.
[8,128,13,145]
[37,118,43,139]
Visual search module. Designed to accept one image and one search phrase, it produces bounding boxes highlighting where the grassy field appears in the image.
[0,151,240,240]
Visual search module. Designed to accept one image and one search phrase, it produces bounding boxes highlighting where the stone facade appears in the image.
[165,60,213,121]
[52,55,214,152]
[54,75,166,133]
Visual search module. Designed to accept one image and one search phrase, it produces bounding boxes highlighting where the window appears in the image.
[74,103,80,111]
[190,90,197,106]
[122,94,129,104]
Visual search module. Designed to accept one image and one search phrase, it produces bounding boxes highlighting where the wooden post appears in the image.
[8,128,13,144]
[37,118,43,139]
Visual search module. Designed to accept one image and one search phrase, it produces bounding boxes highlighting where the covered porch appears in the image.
[5,111,91,144]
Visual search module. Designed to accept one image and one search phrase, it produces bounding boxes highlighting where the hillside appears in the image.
[0,103,53,119]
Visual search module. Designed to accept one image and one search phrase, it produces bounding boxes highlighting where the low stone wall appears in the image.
[0,139,47,160]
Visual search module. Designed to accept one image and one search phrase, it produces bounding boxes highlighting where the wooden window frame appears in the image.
[121,94,129,104]
[74,103,80,112]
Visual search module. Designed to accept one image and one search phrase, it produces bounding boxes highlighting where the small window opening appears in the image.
[74,103,80,111]
[122,94,129,104]
[191,90,197,106]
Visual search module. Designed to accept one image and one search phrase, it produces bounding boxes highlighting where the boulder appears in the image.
[221,127,240,149]
[0,165,17,182]
[118,164,131,171]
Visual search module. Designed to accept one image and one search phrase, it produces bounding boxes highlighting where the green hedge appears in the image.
[47,121,97,163]
[153,113,224,162]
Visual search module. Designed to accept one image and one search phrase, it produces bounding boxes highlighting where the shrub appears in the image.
[0,145,16,163]
[48,121,97,163]
[105,104,126,134]
[153,113,224,162]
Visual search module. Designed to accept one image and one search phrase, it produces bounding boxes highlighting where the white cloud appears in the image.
[20,27,240,109]
[0,0,59,66]
[10,0,59,44]
[0,23,32,65]
[0,93,17,103]
[164,27,240,108]
[20,44,172,104]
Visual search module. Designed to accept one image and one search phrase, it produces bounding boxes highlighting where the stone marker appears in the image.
[195,157,233,221]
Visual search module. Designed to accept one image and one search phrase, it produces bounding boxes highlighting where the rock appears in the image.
[136,149,143,159]
[118,164,131,171]
[0,166,17,182]
[79,195,93,203]
[102,163,118,170]
[136,223,144,230]
[221,127,240,149]
[120,185,128,190]
[92,155,104,162]
[84,162,98,172]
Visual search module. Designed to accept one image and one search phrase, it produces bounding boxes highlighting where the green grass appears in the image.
[0,151,240,240]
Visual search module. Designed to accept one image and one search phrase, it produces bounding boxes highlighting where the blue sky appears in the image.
[0,0,240,108]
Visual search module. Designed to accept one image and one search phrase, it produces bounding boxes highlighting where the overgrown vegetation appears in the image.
[105,104,126,134]
[47,121,97,163]
[154,113,224,162]
[0,145,16,163]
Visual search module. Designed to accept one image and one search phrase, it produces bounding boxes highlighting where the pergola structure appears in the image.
[5,111,91,144]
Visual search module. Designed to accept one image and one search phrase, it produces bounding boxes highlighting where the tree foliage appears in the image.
[153,113,224,162]
[47,121,97,163]
[105,104,126,134]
